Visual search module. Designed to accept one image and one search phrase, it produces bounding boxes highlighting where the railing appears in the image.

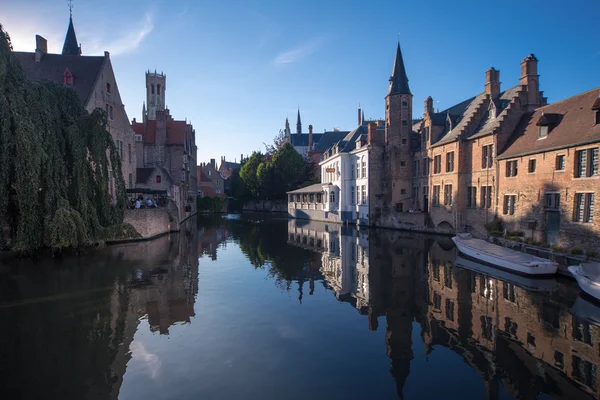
[489,236,594,267]
[288,202,324,211]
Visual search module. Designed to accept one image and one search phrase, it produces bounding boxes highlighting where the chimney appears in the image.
[520,54,540,109]
[424,96,434,116]
[358,105,362,126]
[308,125,313,151]
[368,122,377,145]
[240,153,243,163]
[485,67,500,98]
[210,158,215,169]
[35,35,47,62]
[132,117,136,123]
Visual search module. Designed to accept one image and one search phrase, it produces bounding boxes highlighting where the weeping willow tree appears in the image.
[0,25,126,253]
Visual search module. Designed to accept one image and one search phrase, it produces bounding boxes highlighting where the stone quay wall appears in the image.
[124,208,172,239]
[244,200,288,213]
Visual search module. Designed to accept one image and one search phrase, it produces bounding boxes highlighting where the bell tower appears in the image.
[146,71,166,120]
[385,42,413,208]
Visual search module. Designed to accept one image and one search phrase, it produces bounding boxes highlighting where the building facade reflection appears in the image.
[287,219,600,399]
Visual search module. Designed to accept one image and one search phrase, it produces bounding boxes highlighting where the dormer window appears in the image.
[63,68,73,85]
[106,82,111,93]
[539,126,548,138]
[596,111,600,125]
[536,112,561,139]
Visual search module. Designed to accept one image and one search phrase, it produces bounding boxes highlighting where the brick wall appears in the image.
[123,208,171,239]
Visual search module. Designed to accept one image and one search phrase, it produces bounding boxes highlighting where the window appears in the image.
[433,185,441,206]
[482,144,493,168]
[467,186,477,208]
[361,158,366,177]
[575,148,599,177]
[481,186,492,208]
[423,127,430,143]
[596,111,600,125]
[351,164,354,179]
[528,159,536,173]
[545,193,560,209]
[400,160,406,167]
[432,262,440,281]
[503,195,516,215]
[445,299,455,322]
[157,84,161,94]
[554,351,564,369]
[356,187,360,205]
[402,101,408,107]
[572,356,597,390]
[433,292,442,310]
[444,265,453,288]
[128,143,132,164]
[63,68,73,85]
[402,138,407,144]
[128,173,132,189]
[433,155,442,174]
[330,191,335,204]
[444,184,453,206]
[446,152,455,172]
[402,120,408,126]
[527,332,536,347]
[151,84,155,94]
[106,82,111,93]
[505,160,518,177]
[413,160,420,176]
[574,193,595,222]
[351,186,355,205]
[481,316,493,341]
[424,158,430,175]
[504,317,518,336]
[156,175,161,183]
[105,104,113,120]
[503,282,516,302]
[115,140,123,159]
[555,154,566,171]
[539,126,548,138]
[309,193,314,203]
[361,185,366,205]
[317,193,322,203]
[400,188,406,195]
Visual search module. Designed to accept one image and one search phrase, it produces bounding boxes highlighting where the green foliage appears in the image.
[551,245,564,253]
[485,216,504,233]
[570,247,584,255]
[587,250,599,259]
[507,230,524,237]
[197,196,226,213]
[239,151,263,197]
[103,223,142,241]
[0,26,125,253]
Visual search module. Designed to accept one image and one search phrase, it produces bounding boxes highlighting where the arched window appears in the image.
[151,84,155,94]
[157,84,161,95]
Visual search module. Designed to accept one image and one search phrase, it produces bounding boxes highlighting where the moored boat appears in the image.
[454,256,557,292]
[452,233,558,276]
[568,263,600,300]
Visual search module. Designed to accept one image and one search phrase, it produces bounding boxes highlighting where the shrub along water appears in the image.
[0,25,126,254]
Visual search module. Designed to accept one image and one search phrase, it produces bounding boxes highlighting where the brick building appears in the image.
[218,156,241,180]
[197,159,225,198]
[14,14,137,198]
[132,71,197,220]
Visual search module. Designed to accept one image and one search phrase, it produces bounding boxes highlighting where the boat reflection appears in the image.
[288,219,600,399]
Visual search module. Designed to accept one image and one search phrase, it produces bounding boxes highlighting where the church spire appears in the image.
[62,11,81,56]
[388,42,410,96]
[296,108,302,135]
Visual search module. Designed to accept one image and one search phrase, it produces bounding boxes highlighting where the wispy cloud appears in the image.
[273,37,326,65]
[87,12,154,56]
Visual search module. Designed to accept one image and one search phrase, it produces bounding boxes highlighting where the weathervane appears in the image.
[68,0,74,17]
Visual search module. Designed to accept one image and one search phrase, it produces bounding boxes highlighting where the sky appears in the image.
[3,0,599,164]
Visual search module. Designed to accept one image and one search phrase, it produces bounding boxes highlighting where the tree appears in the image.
[263,129,287,158]
[257,143,306,199]
[239,151,263,197]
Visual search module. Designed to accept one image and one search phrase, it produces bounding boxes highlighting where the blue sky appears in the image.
[3,0,599,163]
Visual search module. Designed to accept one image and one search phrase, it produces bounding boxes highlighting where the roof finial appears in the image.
[68,0,73,17]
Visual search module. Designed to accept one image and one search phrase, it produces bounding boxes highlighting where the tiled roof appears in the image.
[136,168,155,184]
[221,161,240,170]
[312,131,351,152]
[167,120,186,144]
[135,116,188,145]
[287,183,329,194]
[132,122,144,135]
[145,120,157,143]
[13,52,105,106]
[499,87,600,159]
[290,133,324,147]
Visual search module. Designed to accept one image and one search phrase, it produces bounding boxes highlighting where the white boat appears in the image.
[568,263,600,300]
[570,295,600,325]
[454,256,557,292]
[452,233,558,276]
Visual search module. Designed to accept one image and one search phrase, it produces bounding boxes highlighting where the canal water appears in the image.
[0,214,598,399]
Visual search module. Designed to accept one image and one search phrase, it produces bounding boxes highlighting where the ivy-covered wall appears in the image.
[0,25,126,253]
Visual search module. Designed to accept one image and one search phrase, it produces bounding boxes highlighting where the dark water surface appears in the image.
[1,214,598,399]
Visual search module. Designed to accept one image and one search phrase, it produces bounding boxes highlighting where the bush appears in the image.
[508,236,523,242]
[587,250,599,259]
[541,242,550,248]
[552,245,564,253]
[485,216,504,233]
[507,230,524,237]
[571,247,584,256]
[490,229,504,237]
[103,223,141,241]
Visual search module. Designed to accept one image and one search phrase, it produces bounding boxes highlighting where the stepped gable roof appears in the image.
[136,116,188,145]
[431,85,521,147]
[312,130,351,152]
[13,52,105,106]
[132,122,144,135]
[290,133,324,147]
[499,87,600,159]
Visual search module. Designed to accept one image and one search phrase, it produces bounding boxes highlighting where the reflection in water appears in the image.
[1,215,599,399]
[287,219,598,400]
[0,221,198,400]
